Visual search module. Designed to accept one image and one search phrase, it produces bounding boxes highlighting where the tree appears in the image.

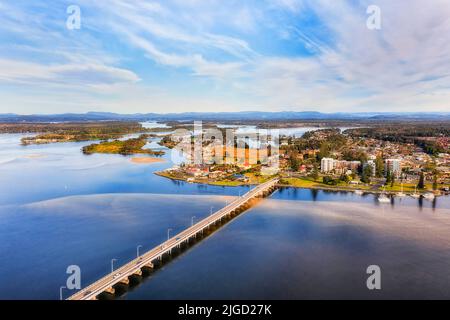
[417,172,425,189]
[340,174,350,183]
[433,172,438,191]
[391,174,395,188]
[385,170,392,185]
[361,164,373,184]
[323,176,338,185]
[342,149,368,163]
[323,176,332,184]
[318,141,331,160]
[311,163,319,181]
[356,151,369,163]
[288,151,300,171]
[375,155,384,178]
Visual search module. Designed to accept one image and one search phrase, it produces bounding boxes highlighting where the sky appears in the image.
[0,0,449,114]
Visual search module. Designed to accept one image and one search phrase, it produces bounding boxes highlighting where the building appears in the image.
[364,160,376,177]
[321,158,361,174]
[385,159,402,177]
[321,157,335,173]
[333,160,361,174]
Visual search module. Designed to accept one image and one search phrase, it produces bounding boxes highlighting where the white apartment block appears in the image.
[385,159,402,177]
[321,157,335,173]
[364,160,376,177]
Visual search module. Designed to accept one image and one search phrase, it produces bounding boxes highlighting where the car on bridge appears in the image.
[83,291,92,297]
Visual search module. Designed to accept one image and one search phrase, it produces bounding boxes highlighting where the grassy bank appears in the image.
[154,171,272,187]
[155,172,449,196]
[382,182,449,193]
[280,177,371,190]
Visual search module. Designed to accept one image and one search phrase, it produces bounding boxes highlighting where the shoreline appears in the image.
[154,171,449,197]
[276,184,448,196]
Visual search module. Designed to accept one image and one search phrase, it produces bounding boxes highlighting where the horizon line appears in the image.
[2,110,450,116]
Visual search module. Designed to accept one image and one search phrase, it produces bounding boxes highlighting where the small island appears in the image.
[82,134,165,156]
[18,122,149,145]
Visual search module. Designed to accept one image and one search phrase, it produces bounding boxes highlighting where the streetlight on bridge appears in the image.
[191,216,196,226]
[59,286,66,301]
[111,258,118,273]
[137,245,143,258]
[167,228,172,241]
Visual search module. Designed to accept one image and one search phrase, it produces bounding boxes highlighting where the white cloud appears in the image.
[1,0,450,113]
[238,0,450,111]
[0,59,140,87]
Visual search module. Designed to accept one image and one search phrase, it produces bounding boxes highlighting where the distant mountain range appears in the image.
[1,111,449,122]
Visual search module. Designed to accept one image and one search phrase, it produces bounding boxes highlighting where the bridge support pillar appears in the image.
[141,263,154,276]
[128,268,143,285]
[104,287,115,295]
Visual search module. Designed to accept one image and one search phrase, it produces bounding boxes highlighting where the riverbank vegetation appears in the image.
[11,122,148,145]
[82,135,164,156]
[279,177,371,190]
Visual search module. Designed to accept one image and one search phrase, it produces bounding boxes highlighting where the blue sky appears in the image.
[0,0,449,114]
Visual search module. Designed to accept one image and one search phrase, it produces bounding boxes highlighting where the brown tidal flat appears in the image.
[130,157,165,164]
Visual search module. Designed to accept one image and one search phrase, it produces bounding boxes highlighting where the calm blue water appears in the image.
[0,134,250,206]
[0,133,449,299]
[124,197,450,299]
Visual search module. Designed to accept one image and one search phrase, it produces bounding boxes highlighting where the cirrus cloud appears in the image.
[0,0,450,113]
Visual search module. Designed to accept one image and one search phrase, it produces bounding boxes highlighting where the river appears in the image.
[0,127,449,299]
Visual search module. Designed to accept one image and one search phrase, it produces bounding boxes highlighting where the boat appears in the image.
[378,187,391,203]
[423,192,435,200]
[378,194,390,203]
[186,177,195,183]
[354,190,364,195]
[396,183,406,197]
[410,186,420,198]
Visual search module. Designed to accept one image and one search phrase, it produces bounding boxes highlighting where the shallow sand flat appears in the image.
[23,153,47,159]
[130,157,165,164]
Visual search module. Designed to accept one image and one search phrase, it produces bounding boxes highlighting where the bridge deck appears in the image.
[68,178,278,300]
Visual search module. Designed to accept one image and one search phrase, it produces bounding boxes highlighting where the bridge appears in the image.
[68,178,279,300]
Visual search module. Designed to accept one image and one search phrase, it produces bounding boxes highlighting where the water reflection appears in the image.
[124,199,450,300]
[0,193,233,299]
[273,187,447,211]
[311,189,318,201]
